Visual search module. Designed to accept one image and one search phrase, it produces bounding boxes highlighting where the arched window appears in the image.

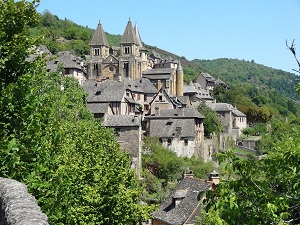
[94,48,100,56]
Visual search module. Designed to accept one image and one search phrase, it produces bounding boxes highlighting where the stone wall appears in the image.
[0,177,49,225]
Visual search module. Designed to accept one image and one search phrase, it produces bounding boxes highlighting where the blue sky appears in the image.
[37,0,300,73]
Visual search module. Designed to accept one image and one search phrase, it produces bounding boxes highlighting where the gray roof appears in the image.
[46,51,85,72]
[121,19,139,44]
[134,24,145,49]
[183,85,197,93]
[143,68,175,75]
[103,115,140,127]
[176,96,190,105]
[152,177,212,225]
[124,78,158,94]
[83,80,128,103]
[90,22,109,46]
[149,118,196,138]
[206,102,232,112]
[142,74,172,80]
[87,103,109,114]
[232,108,246,117]
[148,108,205,119]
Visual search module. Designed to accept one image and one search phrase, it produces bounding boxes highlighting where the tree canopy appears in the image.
[0,1,152,224]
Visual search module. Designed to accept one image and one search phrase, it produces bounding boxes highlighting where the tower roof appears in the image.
[90,21,109,46]
[134,23,144,49]
[121,19,139,45]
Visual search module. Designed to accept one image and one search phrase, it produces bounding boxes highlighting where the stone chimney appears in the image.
[208,170,220,185]
[172,189,187,207]
[182,168,194,179]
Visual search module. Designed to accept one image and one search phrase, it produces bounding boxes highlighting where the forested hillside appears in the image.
[193,58,300,100]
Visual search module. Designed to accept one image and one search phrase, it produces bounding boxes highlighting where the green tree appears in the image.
[0,1,152,224]
[197,103,222,137]
[200,126,300,224]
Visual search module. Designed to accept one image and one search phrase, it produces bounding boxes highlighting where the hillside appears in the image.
[30,11,300,120]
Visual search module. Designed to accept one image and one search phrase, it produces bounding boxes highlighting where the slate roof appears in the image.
[142,74,172,80]
[124,78,157,94]
[152,177,212,225]
[46,51,85,72]
[134,24,145,50]
[87,103,109,114]
[143,68,175,75]
[147,108,205,119]
[206,102,232,112]
[232,108,246,117]
[103,115,140,127]
[121,19,139,44]
[90,22,109,46]
[83,80,129,103]
[149,118,196,138]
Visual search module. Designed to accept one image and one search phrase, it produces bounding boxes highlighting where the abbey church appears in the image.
[87,19,184,97]
[87,19,148,80]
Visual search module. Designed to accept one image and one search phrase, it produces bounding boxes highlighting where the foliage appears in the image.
[200,126,300,224]
[0,1,152,224]
[197,103,223,137]
[242,123,267,137]
[142,137,213,204]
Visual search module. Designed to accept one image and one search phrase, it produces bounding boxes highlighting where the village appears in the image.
[33,19,256,225]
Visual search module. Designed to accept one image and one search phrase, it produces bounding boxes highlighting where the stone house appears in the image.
[124,78,158,115]
[103,114,142,178]
[183,81,214,105]
[196,72,228,91]
[145,108,205,158]
[142,60,184,97]
[47,51,87,85]
[83,79,139,118]
[151,170,219,225]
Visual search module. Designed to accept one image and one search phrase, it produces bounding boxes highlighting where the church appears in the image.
[87,19,148,80]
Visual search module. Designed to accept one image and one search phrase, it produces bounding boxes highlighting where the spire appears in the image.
[177,61,183,72]
[121,19,139,44]
[90,21,109,46]
[134,23,144,48]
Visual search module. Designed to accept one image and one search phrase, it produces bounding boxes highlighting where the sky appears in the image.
[36,0,300,74]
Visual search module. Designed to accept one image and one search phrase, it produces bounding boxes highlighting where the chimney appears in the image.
[182,168,194,179]
[172,189,187,207]
[208,170,220,185]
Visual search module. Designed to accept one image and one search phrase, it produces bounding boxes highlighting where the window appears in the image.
[114,128,121,136]
[167,138,172,146]
[144,94,147,101]
[184,139,188,146]
[94,48,100,56]
[137,94,140,100]
[93,64,98,70]
[166,80,170,88]
[124,46,130,54]
[144,104,149,110]
[159,96,163,101]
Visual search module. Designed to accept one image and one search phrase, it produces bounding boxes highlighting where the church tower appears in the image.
[88,21,110,79]
[119,19,141,79]
[134,23,148,74]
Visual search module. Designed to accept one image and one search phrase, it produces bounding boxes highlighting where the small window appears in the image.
[167,138,172,146]
[184,139,188,146]
[159,96,163,101]
[94,48,100,56]
[144,94,147,101]
[93,64,98,70]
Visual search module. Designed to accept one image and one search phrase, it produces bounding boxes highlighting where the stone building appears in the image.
[87,19,148,80]
[103,114,142,178]
[145,108,205,158]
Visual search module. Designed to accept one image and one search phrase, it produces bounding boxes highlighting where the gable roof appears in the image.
[46,51,85,72]
[149,118,196,138]
[83,80,129,103]
[103,115,140,127]
[147,108,205,119]
[152,177,212,225]
[121,19,139,44]
[124,78,158,94]
[90,22,109,46]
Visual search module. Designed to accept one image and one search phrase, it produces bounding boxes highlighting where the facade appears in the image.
[87,20,148,80]
[196,72,228,91]
[46,51,87,85]
[183,81,214,104]
[103,114,142,178]
[145,108,205,158]
[143,60,184,96]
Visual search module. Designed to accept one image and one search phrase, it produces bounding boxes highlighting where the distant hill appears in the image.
[192,58,300,101]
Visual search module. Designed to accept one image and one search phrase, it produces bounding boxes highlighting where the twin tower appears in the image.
[88,19,184,97]
[87,19,148,80]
